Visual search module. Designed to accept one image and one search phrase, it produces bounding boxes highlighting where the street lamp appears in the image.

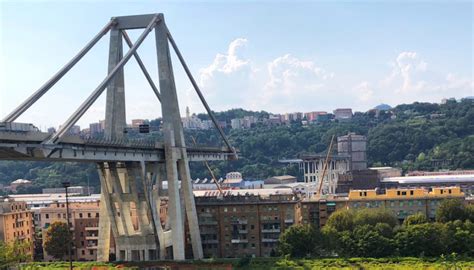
[62,181,73,270]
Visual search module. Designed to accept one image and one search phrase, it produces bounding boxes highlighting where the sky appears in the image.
[0,0,472,129]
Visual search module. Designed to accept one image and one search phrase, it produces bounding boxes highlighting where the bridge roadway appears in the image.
[0,130,235,162]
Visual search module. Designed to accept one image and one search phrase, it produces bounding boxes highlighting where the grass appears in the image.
[19,257,474,270]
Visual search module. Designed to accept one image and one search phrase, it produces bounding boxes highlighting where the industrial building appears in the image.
[337,133,367,171]
[381,174,474,196]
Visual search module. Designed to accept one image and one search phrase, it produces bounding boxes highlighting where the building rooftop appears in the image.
[382,174,474,184]
[6,193,100,206]
[11,179,32,184]
[193,188,294,198]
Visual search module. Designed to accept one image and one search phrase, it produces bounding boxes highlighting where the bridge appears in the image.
[0,14,236,261]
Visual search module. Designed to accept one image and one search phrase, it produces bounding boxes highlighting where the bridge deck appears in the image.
[0,131,235,162]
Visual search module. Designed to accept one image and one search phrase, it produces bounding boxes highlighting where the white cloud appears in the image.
[191,43,472,115]
[354,81,374,102]
[378,51,473,105]
[186,38,258,113]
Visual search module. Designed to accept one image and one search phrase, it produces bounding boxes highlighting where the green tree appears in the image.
[466,204,474,222]
[278,224,322,258]
[441,220,474,256]
[436,199,468,223]
[351,224,395,257]
[395,223,445,257]
[0,240,31,268]
[353,208,398,228]
[44,221,72,260]
[403,213,429,226]
[325,209,355,231]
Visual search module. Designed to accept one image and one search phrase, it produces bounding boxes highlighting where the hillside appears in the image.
[0,99,472,194]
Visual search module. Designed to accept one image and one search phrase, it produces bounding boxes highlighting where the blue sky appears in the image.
[0,1,472,129]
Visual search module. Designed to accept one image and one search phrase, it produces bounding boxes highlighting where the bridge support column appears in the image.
[155,17,203,260]
[104,26,126,140]
[97,162,161,262]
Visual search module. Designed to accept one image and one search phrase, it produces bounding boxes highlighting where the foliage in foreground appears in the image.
[0,240,31,268]
[19,257,474,270]
[278,201,474,259]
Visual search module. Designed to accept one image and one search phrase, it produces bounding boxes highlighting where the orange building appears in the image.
[0,200,34,258]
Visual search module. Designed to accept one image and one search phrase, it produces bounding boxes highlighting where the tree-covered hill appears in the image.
[0,99,472,194]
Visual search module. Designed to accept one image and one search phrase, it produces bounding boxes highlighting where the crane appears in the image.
[316,135,336,196]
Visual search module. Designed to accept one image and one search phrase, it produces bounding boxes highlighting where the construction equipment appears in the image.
[316,135,336,196]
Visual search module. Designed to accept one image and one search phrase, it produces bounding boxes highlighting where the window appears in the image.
[82,250,85,255]
[410,190,414,195]
[45,214,49,219]
[89,250,94,255]
[88,213,91,218]
[397,191,400,196]
[79,213,83,218]
[224,207,228,212]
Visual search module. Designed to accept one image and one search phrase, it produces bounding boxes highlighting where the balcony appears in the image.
[85,226,99,231]
[230,219,248,225]
[284,219,294,223]
[262,238,278,243]
[202,239,219,244]
[199,220,218,225]
[200,229,217,235]
[85,235,98,240]
[199,213,213,218]
[238,229,248,234]
[261,228,280,233]
[231,239,248,244]
[86,245,98,249]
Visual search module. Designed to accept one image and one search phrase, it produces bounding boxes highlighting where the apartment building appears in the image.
[0,200,35,258]
[301,186,466,227]
[194,193,300,258]
[39,201,101,261]
[347,186,465,220]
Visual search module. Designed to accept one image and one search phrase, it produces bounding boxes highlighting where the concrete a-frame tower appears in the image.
[1,13,235,261]
[94,14,232,261]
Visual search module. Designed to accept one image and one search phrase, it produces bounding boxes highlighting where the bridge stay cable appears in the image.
[49,15,161,143]
[122,30,162,103]
[165,27,237,158]
[0,13,239,262]
[2,20,115,123]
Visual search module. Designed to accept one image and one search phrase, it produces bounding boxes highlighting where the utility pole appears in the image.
[62,181,73,270]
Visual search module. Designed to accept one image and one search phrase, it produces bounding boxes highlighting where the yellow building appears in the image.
[0,200,34,258]
[347,186,465,220]
[348,186,464,200]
